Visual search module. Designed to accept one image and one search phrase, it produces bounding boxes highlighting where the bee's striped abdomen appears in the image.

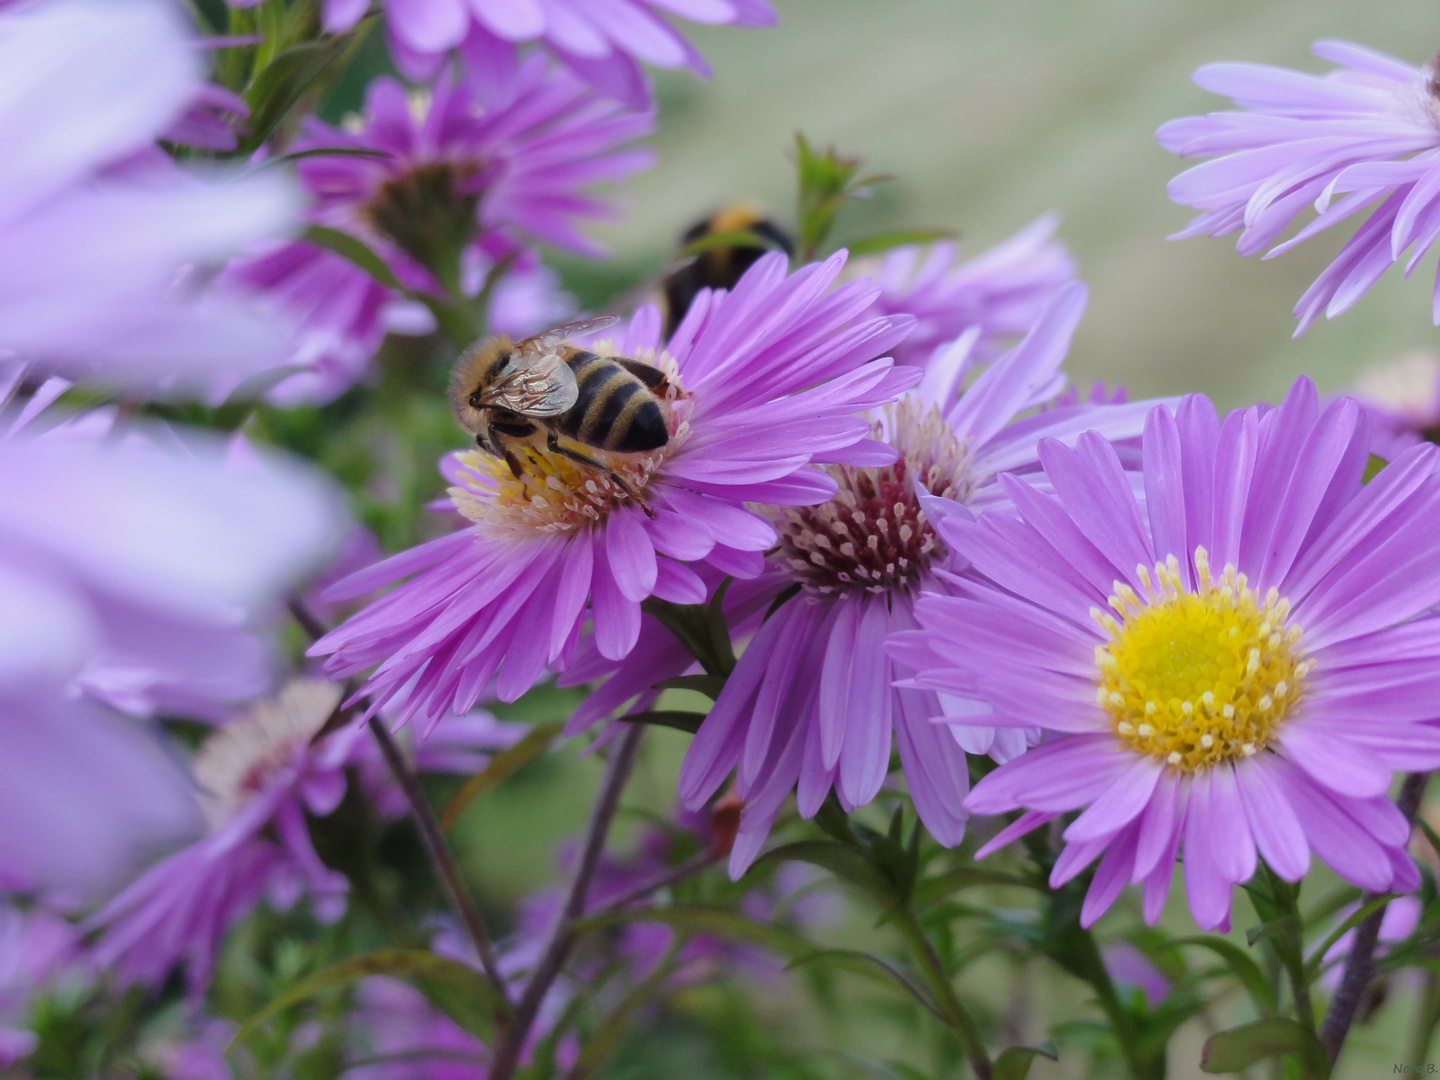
[562,351,668,452]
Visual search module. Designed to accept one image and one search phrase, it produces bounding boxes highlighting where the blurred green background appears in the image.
[583,0,1440,413]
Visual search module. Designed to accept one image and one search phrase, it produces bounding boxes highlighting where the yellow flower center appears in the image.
[1092,547,1309,771]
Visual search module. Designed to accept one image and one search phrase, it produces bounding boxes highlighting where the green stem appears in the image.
[893,906,992,1080]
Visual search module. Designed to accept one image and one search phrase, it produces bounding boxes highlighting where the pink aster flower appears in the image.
[566,284,1159,874]
[1315,894,1422,991]
[903,379,1440,930]
[0,0,298,398]
[863,214,1077,368]
[311,251,918,727]
[1159,41,1440,334]
[274,0,776,107]
[223,60,650,404]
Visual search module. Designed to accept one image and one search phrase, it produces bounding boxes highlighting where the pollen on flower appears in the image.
[192,679,343,829]
[1092,547,1306,771]
[449,345,690,537]
[769,399,975,595]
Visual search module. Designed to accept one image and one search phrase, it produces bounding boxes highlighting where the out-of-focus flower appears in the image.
[311,252,917,727]
[257,0,776,107]
[1348,350,1440,461]
[343,977,487,1079]
[0,0,298,398]
[164,82,249,152]
[1315,895,1422,991]
[862,215,1076,368]
[1102,941,1171,1009]
[910,381,1440,930]
[0,431,341,896]
[222,61,649,404]
[1159,41,1440,334]
[569,285,1157,875]
[89,679,526,992]
[87,680,356,992]
[0,905,80,1068]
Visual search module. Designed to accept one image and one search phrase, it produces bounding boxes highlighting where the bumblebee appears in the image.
[661,204,793,338]
[448,316,677,505]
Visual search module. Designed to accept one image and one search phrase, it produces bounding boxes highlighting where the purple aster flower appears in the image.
[862,214,1077,368]
[566,283,1158,874]
[223,60,649,404]
[344,976,489,1079]
[0,426,341,895]
[87,680,359,992]
[1315,894,1422,991]
[903,379,1440,930]
[0,905,80,1067]
[1101,941,1171,1010]
[1159,41,1440,334]
[310,251,918,726]
[0,0,299,399]
[1348,350,1440,461]
[270,0,776,108]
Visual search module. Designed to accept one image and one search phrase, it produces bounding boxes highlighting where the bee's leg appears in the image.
[490,420,538,482]
[546,432,655,518]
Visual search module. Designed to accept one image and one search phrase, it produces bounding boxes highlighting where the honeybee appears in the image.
[661,204,793,338]
[448,316,677,508]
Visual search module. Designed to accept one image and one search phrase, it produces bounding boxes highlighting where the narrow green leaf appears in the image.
[619,710,706,735]
[1164,935,1277,1017]
[213,364,310,429]
[913,868,1040,908]
[301,225,401,291]
[749,839,894,903]
[787,948,945,1022]
[845,229,957,258]
[238,35,355,155]
[653,674,728,699]
[1303,893,1397,983]
[262,146,393,167]
[569,904,816,960]
[993,1043,1060,1080]
[1361,453,1389,484]
[229,949,503,1050]
[1200,1018,1328,1077]
[677,229,784,258]
[438,722,561,830]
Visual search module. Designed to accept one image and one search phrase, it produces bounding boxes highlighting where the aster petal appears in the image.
[1132,769,1183,882]
[1037,433,1152,587]
[837,598,893,808]
[964,734,1130,815]
[1267,758,1394,891]
[1063,755,1164,844]
[1235,756,1310,881]
[604,508,658,602]
[1081,824,1138,928]
[1277,725,1391,798]
[1207,762,1257,885]
[1182,774,1233,931]
[975,810,1056,860]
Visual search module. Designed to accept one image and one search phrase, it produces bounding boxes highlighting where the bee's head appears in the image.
[447,335,512,436]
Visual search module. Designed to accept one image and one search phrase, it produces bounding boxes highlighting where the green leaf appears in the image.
[619,710,706,735]
[438,722,561,829]
[569,904,816,960]
[794,133,891,260]
[261,146,393,167]
[213,364,311,430]
[238,34,356,155]
[845,229,957,258]
[229,949,505,1050]
[787,949,945,1022]
[677,229,786,258]
[654,674,728,699]
[1200,1018,1329,1077]
[1163,936,1277,1017]
[749,839,894,903]
[1361,453,1389,484]
[301,225,402,291]
[1303,893,1397,983]
[993,1043,1060,1080]
[913,867,1040,909]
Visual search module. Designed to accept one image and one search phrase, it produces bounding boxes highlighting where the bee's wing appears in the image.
[531,315,619,350]
[482,340,580,416]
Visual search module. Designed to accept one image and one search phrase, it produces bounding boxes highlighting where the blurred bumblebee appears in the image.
[660,204,793,338]
[448,315,678,506]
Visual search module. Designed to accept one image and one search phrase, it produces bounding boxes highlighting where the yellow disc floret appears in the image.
[1092,547,1309,771]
